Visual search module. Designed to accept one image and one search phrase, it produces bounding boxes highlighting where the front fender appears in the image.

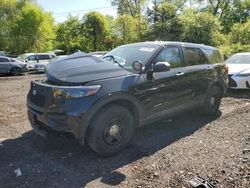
[78,92,145,144]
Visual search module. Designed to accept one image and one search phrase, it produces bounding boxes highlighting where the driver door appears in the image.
[138,46,193,116]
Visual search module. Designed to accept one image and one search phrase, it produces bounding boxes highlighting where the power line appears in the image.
[52,6,115,16]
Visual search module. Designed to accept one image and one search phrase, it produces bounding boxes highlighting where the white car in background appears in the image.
[34,55,68,73]
[16,53,55,70]
[225,52,250,89]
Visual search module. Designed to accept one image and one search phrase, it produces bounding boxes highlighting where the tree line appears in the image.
[1,0,250,58]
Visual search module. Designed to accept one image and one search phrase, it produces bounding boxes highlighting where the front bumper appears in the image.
[228,75,250,89]
[27,104,88,141]
[21,65,29,72]
[34,66,45,72]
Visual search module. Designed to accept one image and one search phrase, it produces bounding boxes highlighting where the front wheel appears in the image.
[87,105,135,156]
[10,67,21,76]
[202,86,222,115]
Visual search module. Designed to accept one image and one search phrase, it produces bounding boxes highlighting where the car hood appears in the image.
[46,54,132,84]
[226,63,250,75]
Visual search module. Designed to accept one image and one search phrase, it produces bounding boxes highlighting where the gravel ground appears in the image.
[0,73,249,188]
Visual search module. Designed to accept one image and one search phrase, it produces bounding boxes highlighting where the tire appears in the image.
[87,105,135,156]
[10,67,21,76]
[202,86,222,115]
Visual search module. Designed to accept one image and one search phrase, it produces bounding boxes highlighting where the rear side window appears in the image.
[182,47,208,66]
[27,55,37,61]
[154,46,182,68]
[203,49,223,64]
[37,55,51,60]
[0,57,9,62]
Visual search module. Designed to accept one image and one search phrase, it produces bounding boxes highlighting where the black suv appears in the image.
[27,42,228,156]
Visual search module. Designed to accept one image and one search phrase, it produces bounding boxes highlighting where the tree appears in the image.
[83,12,110,51]
[55,16,83,54]
[180,10,221,46]
[110,0,147,16]
[10,2,55,54]
[113,15,138,45]
[230,19,250,45]
[0,0,55,54]
[148,2,182,40]
[0,0,17,51]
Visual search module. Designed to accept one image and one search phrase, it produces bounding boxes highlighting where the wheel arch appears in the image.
[80,92,145,144]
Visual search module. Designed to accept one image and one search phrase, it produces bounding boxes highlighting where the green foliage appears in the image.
[83,12,110,51]
[55,16,83,54]
[110,0,146,16]
[180,10,221,46]
[0,0,55,54]
[148,2,182,40]
[230,19,250,45]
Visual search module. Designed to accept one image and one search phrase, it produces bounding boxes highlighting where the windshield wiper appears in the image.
[102,55,124,68]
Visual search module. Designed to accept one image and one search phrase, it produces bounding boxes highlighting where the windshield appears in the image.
[225,54,250,64]
[17,54,29,61]
[102,44,159,70]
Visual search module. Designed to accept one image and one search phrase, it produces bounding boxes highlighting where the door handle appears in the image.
[176,72,184,76]
[206,66,213,70]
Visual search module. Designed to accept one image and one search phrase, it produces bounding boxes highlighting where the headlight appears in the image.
[52,85,101,99]
[235,73,250,77]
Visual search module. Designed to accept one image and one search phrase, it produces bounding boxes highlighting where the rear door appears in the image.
[138,46,193,116]
[0,57,10,73]
[181,47,214,101]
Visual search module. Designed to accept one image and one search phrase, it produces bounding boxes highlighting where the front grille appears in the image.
[228,75,237,87]
[29,93,46,107]
[28,81,53,108]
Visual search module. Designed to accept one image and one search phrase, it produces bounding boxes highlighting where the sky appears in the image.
[36,0,117,22]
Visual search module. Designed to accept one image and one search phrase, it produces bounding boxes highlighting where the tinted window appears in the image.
[0,57,9,63]
[203,49,223,64]
[37,55,51,60]
[183,47,208,66]
[154,46,182,68]
[27,55,37,61]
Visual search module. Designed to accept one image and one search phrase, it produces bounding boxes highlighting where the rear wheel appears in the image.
[10,67,21,76]
[87,105,134,156]
[203,86,222,115]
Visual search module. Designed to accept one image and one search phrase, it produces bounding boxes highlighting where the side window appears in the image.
[27,55,37,61]
[0,57,9,63]
[154,46,182,68]
[199,50,209,64]
[183,47,208,66]
[203,49,223,64]
[37,55,50,60]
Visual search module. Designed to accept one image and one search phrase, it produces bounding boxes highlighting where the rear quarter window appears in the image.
[202,49,223,64]
[37,55,52,60]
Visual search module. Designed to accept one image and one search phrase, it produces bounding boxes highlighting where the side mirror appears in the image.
[132,60,143,72]
[153,62,170,72]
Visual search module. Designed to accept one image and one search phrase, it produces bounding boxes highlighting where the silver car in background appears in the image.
[0,56,28,76]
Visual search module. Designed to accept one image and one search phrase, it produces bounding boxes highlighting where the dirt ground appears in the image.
[0,73,249,188]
